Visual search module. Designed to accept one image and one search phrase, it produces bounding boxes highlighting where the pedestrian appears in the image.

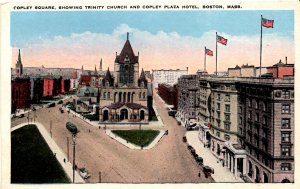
[198,172,201,177]
[64,158,66,163]
[89,129,90,133]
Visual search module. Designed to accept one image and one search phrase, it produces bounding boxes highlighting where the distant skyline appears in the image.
[11,10,294,74]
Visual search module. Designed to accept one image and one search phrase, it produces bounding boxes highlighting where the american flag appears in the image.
[205,48,213,56]
[262,18,274,28]
[217,35,228,45]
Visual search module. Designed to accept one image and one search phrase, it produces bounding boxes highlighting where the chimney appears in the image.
[285,56,287,64]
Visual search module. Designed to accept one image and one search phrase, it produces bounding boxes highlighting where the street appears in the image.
[11,94,213,183]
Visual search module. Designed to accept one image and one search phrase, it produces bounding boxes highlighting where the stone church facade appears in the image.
[99,33,149,123]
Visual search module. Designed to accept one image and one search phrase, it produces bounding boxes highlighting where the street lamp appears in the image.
[66,122,78,183]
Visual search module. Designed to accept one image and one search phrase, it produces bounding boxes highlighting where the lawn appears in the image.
[111,130,160,147]
[11,124,70,183]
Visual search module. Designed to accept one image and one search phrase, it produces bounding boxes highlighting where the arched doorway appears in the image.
[140,110,145,120]
[255,166,260,183]
[281,179,290,183]
[263,172,268,183]
[217,144,221,155]
[248,161,253,178]
[120,109,128,120]
[103,110,109,122]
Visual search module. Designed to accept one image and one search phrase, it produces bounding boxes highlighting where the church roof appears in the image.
[115,33,139,64]
[106,102,147,110]
[104,68,113,81]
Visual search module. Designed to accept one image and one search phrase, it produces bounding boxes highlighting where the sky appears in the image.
[11,10,294,74]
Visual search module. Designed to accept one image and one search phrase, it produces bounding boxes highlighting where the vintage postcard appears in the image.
[0,0,299,189]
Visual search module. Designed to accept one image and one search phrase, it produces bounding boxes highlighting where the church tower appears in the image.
[15,49,23,77]
[114,32,139,87]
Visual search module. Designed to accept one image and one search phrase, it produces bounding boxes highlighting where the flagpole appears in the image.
[260,15,263,77]
[204,46,206,72]
[215,32,218,76]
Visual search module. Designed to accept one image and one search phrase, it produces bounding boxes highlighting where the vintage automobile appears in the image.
[203,165,214,177]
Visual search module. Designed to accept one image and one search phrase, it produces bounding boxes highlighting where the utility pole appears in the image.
[99,171,101,183]
[50,120,52,138]
[67,137,69,161]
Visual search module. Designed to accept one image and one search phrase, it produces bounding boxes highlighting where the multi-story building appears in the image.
[99,33,149,123]
[177,75,200,126]
[177,73,294,183]
[11,77,31,112]
[235,78,294,183]
[152,68,188,88]
[157,83,178,110]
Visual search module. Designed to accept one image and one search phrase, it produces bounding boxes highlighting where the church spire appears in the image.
[127,32,129,40]
[94,65,98,75]
[99,58,102,71]
[15,49,23,77]
[18,49,22,63]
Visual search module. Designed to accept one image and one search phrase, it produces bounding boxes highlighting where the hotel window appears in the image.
[224,134,230,141]
[107,92,110,99]
[225,114,230,121]
[225,94,230,102]
[239,127,243,135]
[217,122,220,128]
[217,103,220,110]
[103,92,106,99]
[217,112,220,119]
[225,123,230,131]
[217,94,221,100]
[248,99,252,107]
[281,133,291,143]
[216,131,220,138]
[262,102,266,111]
[239,106,243,114]
[282,91,290,99]
[248,111,252,119]
[239,117,243,125]
[264,143,268,152]
[263,116,267,125]
[254,100,258,109]
[255,113,259,122]
[281,163,291,171]
[225,104,230,112]
[281,118,291,129]
[281,146,291,157]
[282,104,290,113]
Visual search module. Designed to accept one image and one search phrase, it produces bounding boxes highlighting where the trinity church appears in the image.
[99,33,149,123]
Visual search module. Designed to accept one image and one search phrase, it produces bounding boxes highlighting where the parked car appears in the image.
[186,122,198,131]
[203,166,214,177]
[168,110,177,117]
[196,156,203,165]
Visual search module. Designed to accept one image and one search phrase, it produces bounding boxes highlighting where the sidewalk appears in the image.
[185,131,244,183]
[106,129,165,150]
[12,122,85,183]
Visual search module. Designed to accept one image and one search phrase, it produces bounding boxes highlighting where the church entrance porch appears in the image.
[100,102,149,123]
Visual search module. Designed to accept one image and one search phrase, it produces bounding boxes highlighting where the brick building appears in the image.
[266,59,294,78]
[158,83,178,110]
[11,77,31,112]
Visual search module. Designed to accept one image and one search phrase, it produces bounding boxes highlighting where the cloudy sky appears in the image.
[11,10,294,74]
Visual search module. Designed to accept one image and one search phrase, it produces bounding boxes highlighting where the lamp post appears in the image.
[66,122,78,183]
[72,134,77,183]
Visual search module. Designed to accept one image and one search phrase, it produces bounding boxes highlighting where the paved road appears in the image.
[11,95,213,183]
